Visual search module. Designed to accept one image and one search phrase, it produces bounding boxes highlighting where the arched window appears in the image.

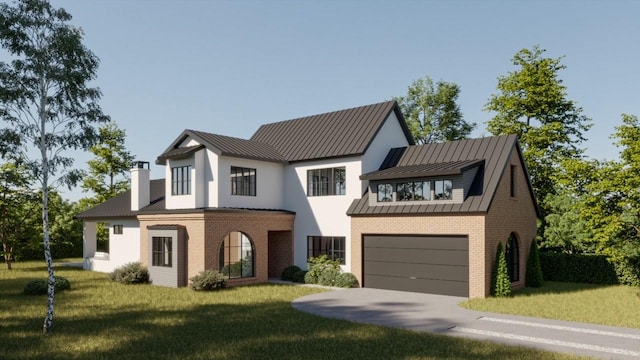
[219,231,254,278]
[505,233,519,282]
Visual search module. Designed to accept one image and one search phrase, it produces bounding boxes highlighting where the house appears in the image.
[77,100,539,298]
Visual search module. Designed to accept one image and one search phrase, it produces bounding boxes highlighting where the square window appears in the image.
[231,166,256,196]
[307,167,346,196]
[307,236,345,265]
[377,183,393,202]
[113,224,123,235]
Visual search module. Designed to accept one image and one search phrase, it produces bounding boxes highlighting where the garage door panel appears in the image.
[363,235,469,297]
[365,247,468,266]
[364,261,468,282]
[365,235,467,251]
[365,274,468,297]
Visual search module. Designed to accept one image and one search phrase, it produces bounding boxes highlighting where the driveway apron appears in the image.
[292,288,640,360]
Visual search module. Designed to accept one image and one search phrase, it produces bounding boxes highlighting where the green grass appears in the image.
[0,261,587,360]
[462,281,640,329]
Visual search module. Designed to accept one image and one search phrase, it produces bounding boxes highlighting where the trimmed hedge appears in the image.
[190,269,227,291]
[281,265,302,281]
[539,252,618,284]
[291,270,307,283]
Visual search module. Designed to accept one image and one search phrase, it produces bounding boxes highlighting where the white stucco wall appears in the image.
[217,156,285,209]
[84,219,140,273]
[284,156,362,271]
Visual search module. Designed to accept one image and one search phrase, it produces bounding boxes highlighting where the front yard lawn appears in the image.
[0,261,587,360]
[462,281,640,329]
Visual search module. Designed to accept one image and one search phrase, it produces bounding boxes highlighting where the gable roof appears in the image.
[75,179,166,220]
[250,100,414,162]
[156,130,287,165]
[347,135,540,216]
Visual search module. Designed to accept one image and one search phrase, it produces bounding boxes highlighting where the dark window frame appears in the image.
[307,236,346,265]
[434,179,453,200]
[113,224,123,235]
[219,232,255,279]
[230,166,256,196]
[396,181,430,201]
[307,167,346,196]
[377,183,393,202]
[506,234,520,282]
[171,165,191,195]
[510,165,517,197]
[152,236,172,267]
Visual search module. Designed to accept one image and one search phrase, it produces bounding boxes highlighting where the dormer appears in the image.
[361,159,484,206]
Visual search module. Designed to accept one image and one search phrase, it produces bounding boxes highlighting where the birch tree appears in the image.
[0,0,108,333]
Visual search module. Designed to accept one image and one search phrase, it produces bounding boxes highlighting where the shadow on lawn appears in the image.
[1,295,575,360]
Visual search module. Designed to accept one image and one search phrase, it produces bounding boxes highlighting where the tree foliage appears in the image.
[81,122,134,204]
[525,239,543,287]
[396,75,475,144]
[0,0,108,333]
[485,46,591,216]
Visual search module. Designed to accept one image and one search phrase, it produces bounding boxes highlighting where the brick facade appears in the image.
[139,210,294,287]
[350,147,538,298]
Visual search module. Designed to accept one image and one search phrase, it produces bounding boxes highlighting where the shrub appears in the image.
[539,252,618,284]
[491,242,511,297]
[305,255,341,285]
[291,270,307,283]
[525,238,544,287]
[281,265,302,281]
[316,265,341,286]
[336,272,359,288]
[24,276,71,296]
[614,256,640,286]
[109,262,150,284]
[190,269,227,291]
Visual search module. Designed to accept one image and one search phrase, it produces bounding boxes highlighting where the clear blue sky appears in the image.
[45,0,639,201]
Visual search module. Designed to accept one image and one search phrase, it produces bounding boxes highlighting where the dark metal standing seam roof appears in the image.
[250,101,414,162]
[156,130,287,165]
[360,159,485,181]
[75,179,167,220]
[347,134,539,216]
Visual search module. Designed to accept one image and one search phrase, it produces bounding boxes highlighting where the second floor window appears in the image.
[434,180,452,200]
[172,166,191,195]
[307,167,346,196]
[231,166,256,196]
[397,181,431,201]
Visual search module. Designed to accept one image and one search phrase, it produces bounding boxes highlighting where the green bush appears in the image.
[491,242,511,297]
[109,262,150,284]
[316,265,341,286]
[190,269,227,291]
[614,257,640,286]
[336,272,359,288]
[291,270,307,283]
[23,276,71,295]
[539,252,618,284]
[305,255,341,285]
[526,239,544,287]
[281,265,302,281]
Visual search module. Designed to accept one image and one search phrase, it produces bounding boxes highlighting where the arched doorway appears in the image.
[219,231,254,278]
[505,233,520,282]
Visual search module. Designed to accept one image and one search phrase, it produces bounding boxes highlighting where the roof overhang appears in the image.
[156,145,205,165]
[360,159,485,181]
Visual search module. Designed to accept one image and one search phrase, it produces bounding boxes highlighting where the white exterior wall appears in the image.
[284,156,362,271]
[361,111,411,193]
[84,219,140,273]
[218,156,285,209]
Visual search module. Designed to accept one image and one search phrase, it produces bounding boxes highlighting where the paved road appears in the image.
[292,288,640,360]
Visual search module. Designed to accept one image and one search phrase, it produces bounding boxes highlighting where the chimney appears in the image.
[131,161,150,211]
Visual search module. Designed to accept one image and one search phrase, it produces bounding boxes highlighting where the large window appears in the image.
[377,183,393,202]
[307,167,346,196]
[219,231,254,278]
[506,234,519,282]
[307,236,345,265]
[171,166,191,195]
[231,166,256,196]
[434,180,452,200]
[152,237,172,267]
[396,181,430,201]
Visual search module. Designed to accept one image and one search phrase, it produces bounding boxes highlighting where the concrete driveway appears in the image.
[292,288,640,360]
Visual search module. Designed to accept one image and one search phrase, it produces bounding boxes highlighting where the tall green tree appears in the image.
[82,122,135,204]
[0,0,108,333]
[0,161,37,269]
[485,46,591,215]
[395,75,475,144]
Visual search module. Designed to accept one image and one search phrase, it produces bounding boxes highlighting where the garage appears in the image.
[363,235,469,297]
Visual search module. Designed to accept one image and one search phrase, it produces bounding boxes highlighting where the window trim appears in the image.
[151,236,172,267]
[171,165,192,196]
[434,179,453,200]
[307,167,346,197]
[307,236,346,265]
[113,224,123,235]
[230,166,256,196]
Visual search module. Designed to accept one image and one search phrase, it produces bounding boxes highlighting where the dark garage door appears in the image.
[363,235,469,297]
